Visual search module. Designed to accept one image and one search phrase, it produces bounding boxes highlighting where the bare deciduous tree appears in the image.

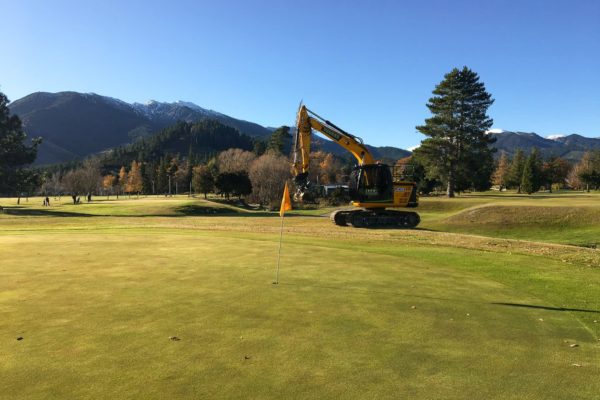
[248,152,290,208]
[61,159,101,203]
[41,172,63,197]
[217,148,256,174]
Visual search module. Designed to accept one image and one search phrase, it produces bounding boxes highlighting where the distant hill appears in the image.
[9,92,271,165]
[101,120,255,170]
[9,91,411,165]
[490,130,600,162]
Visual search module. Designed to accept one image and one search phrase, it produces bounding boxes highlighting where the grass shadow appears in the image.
[176,204,242,216]
[1,207,95,218]
[173,204,277,217]
[205,198,261,211]
[492,302,600,313]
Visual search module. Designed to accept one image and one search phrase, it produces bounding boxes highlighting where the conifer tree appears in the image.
[0,91,41,199]
[521,148,542,194]
[507,149,526,192]
[267,126,291,155]
[156,158,168,194]
[414,67,495,197]
[143,161,156,194]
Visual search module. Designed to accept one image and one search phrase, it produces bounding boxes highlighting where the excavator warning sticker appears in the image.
[394,187,406,192]
[322,127,342,141]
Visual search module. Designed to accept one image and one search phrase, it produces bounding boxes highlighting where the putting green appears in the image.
[1,227,598,399]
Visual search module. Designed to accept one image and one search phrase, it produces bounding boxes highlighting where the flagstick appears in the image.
[274,214,285,284]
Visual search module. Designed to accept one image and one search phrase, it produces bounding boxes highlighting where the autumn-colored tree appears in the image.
[306,151,328,184]
[118,166,128,197]
[127,160,143,196]
[318,152,341,184]
[102,175,116,199]
[492,151,510,190]
[567,163,584,190]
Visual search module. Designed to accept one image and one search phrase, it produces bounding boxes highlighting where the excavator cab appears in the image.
[350,164,394,204]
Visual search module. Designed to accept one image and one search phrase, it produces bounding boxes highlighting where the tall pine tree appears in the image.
[0,92,41,199]
[414,67,495,197]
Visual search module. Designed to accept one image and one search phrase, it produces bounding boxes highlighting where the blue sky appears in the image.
[1,0,599,149]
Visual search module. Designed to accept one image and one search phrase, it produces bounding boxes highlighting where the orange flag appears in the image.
[279,182,292,217]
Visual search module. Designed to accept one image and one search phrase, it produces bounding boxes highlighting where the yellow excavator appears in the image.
[293,105,420,228]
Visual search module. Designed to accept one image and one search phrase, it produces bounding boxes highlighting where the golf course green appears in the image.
[1,193,599,399]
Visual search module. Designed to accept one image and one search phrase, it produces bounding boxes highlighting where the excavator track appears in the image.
[330,209,420,229]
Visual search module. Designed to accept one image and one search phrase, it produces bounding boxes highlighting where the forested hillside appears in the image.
[101,120,255,169]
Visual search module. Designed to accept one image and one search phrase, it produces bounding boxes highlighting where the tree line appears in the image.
[4,66,600,205]
[40,147,291,208]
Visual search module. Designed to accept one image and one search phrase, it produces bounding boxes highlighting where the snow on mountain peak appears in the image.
[546,134,565,141]
[408,145,420,152]
[485,128,505,134]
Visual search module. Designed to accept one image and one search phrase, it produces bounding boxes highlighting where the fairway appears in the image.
[1,195,600,399]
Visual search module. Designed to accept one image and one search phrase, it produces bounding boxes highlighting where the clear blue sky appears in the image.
[1,0,599,149]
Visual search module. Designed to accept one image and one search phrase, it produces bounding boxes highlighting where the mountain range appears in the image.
[9,92,273,165]
[9,92,410,165]
[9,91,599,166]
[489,130,600,162]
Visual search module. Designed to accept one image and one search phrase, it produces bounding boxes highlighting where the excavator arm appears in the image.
[293,105,375,185]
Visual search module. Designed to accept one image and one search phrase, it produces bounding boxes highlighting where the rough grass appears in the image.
[1,194,600,399]
[419,191,600,246]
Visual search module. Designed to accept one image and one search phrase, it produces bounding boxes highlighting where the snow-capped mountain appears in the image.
[491,131,600,161]
[8,91,411,165]
[9,92,272,164]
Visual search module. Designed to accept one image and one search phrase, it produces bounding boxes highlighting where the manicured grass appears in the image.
[1,194,599,399]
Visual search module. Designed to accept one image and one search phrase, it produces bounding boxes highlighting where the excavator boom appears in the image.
[294,106,374,178]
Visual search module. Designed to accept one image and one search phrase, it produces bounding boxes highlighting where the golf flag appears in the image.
[279,182,292,217]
